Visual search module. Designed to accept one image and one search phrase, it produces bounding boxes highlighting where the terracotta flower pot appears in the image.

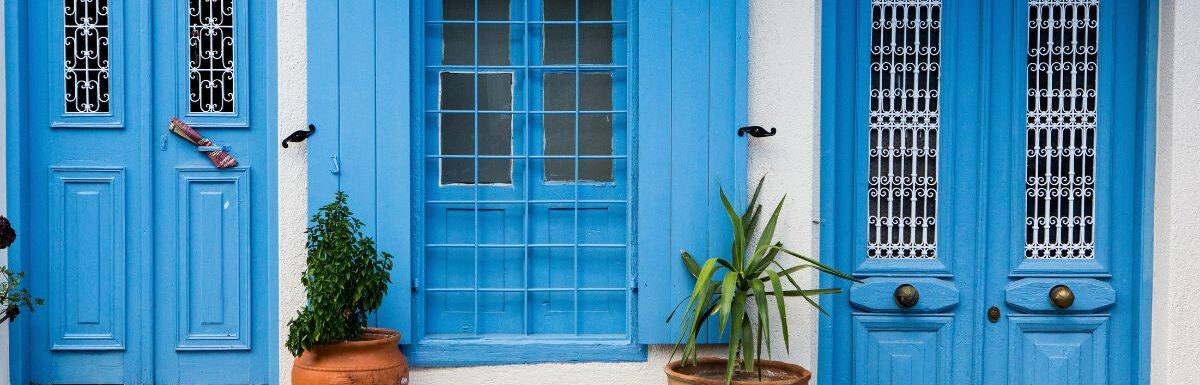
[666,358,812,385]
[292,327,410,385]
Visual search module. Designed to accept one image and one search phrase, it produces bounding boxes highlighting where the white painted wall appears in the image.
[1150,0,1200,384]
[273,1,824,384]
[276,0,308,383]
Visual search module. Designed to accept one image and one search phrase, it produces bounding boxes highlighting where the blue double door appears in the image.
[823,0,1156,384]
[16,0,274,384]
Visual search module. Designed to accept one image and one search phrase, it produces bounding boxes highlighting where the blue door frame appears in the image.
[5,1,279,384]
[819,0,1159,384]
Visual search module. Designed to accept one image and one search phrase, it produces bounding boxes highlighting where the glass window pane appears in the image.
[443,0,475,20]
[442,25,475,65]
[65,0,113,114]
[479,25,513,65]
[1024,0,1098,259]
[541,0,612,64]
[580,25,613,64]
[442,0,512,65]
[543,0,574,20]
[867,0,941,259]
[439,72,475,110]
[188,0,236,114]
[543,73,575,110]
[479,0,511,20]
[440,72,514,185]
[543,73,612,182]
[478,73,514,110]
[543,73,575,182]
[580,0,611,21]
[580,73,612,111]
[579,73,613,181]
[543,25,575,64]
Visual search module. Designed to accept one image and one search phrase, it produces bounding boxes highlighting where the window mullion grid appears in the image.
[472,0,482,337]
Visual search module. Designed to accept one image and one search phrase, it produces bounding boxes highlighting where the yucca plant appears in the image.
[669,178,860,384]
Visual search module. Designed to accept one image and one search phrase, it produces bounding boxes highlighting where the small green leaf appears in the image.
[718,274,737,335]
[681,251,702,278]
[768,288,844,296]
[719,186,746,266]
[775,246,861,283]
[766,270,790,353]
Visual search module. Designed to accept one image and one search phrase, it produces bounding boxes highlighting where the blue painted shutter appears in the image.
[636,0,749,344]
[307,0,414,343]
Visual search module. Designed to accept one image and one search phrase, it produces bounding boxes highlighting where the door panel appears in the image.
[852,316,953,385]
[49,167,127,352]
[1008,317,1109,385]
[173,168,252,351]
[823,0,1156,384]
[22,0,274,383]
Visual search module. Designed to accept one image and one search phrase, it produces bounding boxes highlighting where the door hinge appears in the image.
[411,278,420,292]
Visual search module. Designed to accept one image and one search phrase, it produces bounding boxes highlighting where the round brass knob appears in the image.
[1049,285,1075,309]
[894,284,920,308]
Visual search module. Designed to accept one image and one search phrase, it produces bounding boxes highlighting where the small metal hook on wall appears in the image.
[738,125,777,138]
[282,124,317,148]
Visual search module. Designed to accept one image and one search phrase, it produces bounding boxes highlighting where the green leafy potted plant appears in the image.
[0,216,43,324]
[666,178,859,385]
[0,266,43,325]
[286,192,408,385]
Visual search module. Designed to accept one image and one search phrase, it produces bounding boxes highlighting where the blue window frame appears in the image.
[306,0,747,367]
[408,0,642,365]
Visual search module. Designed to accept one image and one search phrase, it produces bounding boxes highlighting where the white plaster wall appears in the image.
[273,0,824,384]
[1150,0,1200,384]
[277,0,308,383]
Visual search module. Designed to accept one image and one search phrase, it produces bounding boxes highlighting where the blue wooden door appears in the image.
[821,0,1158,384]
[12,0,276,384]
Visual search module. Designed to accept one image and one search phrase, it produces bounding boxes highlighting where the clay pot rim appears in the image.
[665,357,812,385]
[307,327,400,351]
[344,327,399,345]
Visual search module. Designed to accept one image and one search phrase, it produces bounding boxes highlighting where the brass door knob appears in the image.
[1049,285,1075,309]
[894,284,920,308]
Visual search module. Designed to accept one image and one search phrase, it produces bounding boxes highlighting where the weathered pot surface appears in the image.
[666,357,812,385]
[292,327,410,385]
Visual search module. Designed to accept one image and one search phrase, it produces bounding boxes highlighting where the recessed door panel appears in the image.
[49,167,127,351]
[1008,317,1109,385]
[853,316,952,385]
[175,168,251,351]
